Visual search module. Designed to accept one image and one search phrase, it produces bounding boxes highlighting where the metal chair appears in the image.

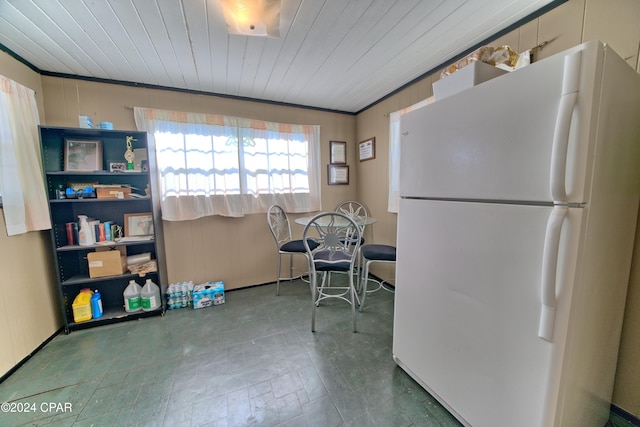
[335,201,368,246]
[336,201,368,285]
[359,244,396,312]
[303,212,362,332]
[267,204,318,296]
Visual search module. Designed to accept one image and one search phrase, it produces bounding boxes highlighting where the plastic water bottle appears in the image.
[123,280,142,312]
[141,278,161,311]
[91,289,103,318]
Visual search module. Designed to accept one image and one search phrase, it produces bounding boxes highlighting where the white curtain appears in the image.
[134,107,321,220]
[388,97,434,213]
[0,75,50,235]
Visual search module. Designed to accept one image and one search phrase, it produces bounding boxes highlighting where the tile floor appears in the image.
[0,277,628,427]
[1,277,462,426]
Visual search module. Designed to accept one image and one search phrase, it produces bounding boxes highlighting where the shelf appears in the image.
[49,197,150,203]
[46,171,147,176]
[57,239,155,252]
[61,271,158,286]
[41,125,165,333]
[67,306,163,332]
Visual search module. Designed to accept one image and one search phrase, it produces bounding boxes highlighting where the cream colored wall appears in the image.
[0,51,61,377]
[39,76,358,289]
[354,0,640,417]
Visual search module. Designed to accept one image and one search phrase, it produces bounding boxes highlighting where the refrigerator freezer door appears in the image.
[393,198,583,427]
[399,41,602,204]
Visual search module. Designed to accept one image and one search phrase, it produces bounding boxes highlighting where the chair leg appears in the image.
[276,252,282,296]
[288,253,294,282]
[359,259,370,312]
[311,272,317,332]
[350,272,357,333]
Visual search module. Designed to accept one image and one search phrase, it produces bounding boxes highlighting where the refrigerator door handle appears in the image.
[539,205,568,342]
[550,51,582,203]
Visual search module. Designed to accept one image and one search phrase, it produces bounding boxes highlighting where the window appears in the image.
[134,108,321,220]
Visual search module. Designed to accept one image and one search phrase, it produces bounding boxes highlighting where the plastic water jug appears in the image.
[141,278,161,311]
[123,280,142,312]
[91,289,103,319]
[72,289,93,322]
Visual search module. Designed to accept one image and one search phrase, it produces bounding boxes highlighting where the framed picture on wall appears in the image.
[328,165,349,185]
[330,140,347,164]
[358,137,375,162]
[64,139,103,171]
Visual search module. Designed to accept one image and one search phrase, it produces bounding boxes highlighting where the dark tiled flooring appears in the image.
[0,277,463,426]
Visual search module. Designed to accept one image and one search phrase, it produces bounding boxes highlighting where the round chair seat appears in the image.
[359,244,396,312]
[362,244,396,261]
[281,239,320,253]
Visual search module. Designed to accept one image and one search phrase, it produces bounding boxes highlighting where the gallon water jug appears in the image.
[123,280,142,312]
[91,289,103,319]
[141,278,161,311]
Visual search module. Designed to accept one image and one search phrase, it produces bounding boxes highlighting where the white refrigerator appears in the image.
[393,40,640,427]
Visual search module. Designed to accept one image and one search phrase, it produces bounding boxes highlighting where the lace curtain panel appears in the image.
[134,107,321,220]
[0,75,50,235]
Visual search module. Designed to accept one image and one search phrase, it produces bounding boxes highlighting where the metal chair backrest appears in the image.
[336,200,368,233]
[303,212,362,273]
[267,204,293,248]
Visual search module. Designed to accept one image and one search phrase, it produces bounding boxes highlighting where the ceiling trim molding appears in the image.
[355,0,568,115]
[37,69,357,116]
[0,43,356,116]
[0,43,41,74]
[1,42,355,116]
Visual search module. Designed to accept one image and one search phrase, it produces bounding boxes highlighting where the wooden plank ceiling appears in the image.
[0,0,559,113]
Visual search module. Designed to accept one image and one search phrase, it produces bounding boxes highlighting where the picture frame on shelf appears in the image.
[64,139,103,171]
[358,137,375,162]
[329,140,347,164]
[109,162,127,172]
[328,164,349,185]
[124,212,154,237]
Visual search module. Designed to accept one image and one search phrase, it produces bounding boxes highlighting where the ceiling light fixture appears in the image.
[219,0,281,37]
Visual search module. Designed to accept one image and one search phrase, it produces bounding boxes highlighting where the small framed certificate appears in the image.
[358,137,375,162]
[328,165,349,185]
[330,140,347,164]
[64,139,103,171]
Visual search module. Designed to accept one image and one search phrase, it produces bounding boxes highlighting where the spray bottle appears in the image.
[78,215,95,246]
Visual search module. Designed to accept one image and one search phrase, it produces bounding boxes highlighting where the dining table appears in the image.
[294,214,377,227]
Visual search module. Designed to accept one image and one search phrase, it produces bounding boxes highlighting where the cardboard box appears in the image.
[87,248,127,278]
[432,61,508,101]
[96,186,131,199]
[192,281,225,309]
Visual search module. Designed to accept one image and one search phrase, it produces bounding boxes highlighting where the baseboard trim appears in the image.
[0,327,63,384]
[611,404,640,426]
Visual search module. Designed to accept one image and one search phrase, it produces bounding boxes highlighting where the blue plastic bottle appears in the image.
[91,289,103,319]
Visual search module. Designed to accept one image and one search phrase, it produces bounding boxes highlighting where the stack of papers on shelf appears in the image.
[118,236,153,242]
